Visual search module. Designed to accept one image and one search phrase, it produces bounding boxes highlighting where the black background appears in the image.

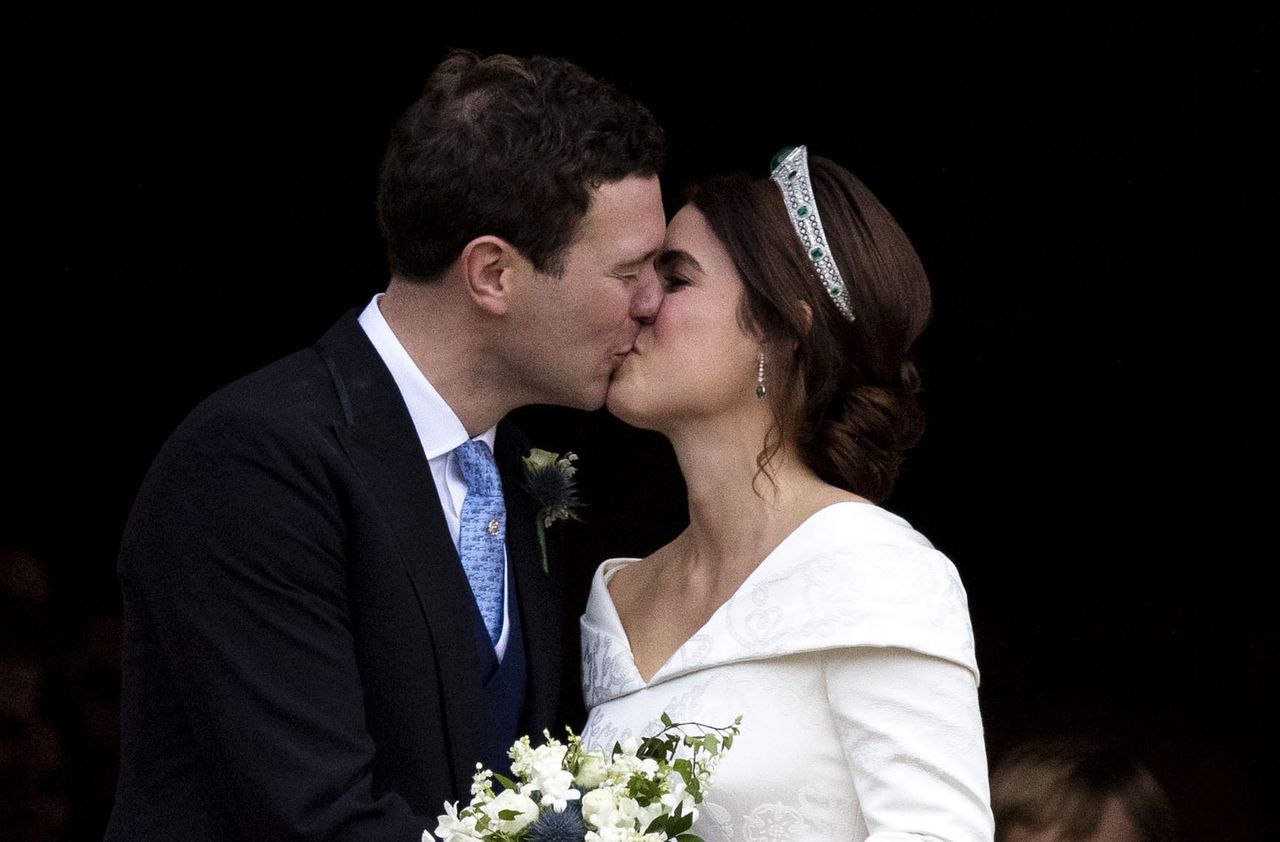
[4,6,1277,840]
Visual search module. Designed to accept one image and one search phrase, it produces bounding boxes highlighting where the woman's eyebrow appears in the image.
[611,246,664,274]
[656,249,704,274]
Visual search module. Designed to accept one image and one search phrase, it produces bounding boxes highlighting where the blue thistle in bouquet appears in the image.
[523,800,586,842]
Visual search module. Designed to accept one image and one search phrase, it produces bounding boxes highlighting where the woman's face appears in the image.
[606,204,763,432]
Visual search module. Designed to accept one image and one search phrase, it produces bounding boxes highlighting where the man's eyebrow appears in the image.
[611,246,664,274]
[655,249,703,274]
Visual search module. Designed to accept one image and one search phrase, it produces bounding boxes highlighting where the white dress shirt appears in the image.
[357,294,510,659]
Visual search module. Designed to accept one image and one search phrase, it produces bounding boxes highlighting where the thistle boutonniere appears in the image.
[521,448,582,573]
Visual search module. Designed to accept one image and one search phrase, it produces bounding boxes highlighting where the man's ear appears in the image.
[459,235,523,315]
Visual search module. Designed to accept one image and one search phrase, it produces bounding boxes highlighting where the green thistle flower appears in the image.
[522,449,582,573]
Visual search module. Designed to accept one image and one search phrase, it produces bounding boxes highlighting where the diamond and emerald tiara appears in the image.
[768,145,855,321]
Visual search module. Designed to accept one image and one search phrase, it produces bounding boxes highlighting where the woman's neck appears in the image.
[665,415,852,584]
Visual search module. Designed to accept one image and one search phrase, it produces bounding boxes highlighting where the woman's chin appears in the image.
[605,380,661,431]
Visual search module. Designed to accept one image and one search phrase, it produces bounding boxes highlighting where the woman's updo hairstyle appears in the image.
[685,154,931,502]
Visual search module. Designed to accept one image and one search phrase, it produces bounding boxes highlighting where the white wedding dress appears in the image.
[580,502,994,842]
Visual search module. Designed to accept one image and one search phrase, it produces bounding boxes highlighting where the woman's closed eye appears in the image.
[661,273,691,291]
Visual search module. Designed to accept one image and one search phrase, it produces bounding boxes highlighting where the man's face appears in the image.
[511,175,666,410]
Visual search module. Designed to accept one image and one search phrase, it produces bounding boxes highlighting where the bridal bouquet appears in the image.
[431,713,742,842]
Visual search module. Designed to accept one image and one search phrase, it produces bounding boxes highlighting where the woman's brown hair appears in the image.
[686,154,931,502]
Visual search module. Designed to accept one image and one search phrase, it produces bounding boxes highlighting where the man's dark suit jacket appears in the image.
[105,311,577,841]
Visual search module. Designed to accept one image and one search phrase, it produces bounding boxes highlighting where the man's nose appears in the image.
[629,264,664,325]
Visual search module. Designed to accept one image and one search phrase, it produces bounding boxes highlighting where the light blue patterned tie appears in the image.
[454,439,505,647]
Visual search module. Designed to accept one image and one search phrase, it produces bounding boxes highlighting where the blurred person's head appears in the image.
[992,738,1176,842]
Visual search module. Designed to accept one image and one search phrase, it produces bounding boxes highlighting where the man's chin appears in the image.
[564,379,610,413]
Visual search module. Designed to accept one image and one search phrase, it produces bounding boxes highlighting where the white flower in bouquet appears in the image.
[580,787,624,830]
[526,744,580,811]
[658,771,697,821]
[480,790,540,835]
[435,801,484,842]
[605,737,659,782]
[432,713,740,842]
[584,827,665,842]
[573,752,608,789]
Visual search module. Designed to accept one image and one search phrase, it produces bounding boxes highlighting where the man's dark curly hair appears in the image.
[376,50,666,281]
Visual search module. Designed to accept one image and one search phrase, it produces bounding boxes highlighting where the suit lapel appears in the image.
[496,425,562,733]
[317,312,486,797]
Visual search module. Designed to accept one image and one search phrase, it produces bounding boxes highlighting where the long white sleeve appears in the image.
[823,646,994,842]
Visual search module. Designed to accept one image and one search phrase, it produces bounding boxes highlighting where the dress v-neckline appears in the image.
[597,501,874,688]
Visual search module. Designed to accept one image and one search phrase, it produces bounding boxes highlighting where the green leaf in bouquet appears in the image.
[627,774,663,804]
[493,772,518,791]
[661,712,673,727]
[644,814,669,836]
[639,735,669,760]
[499,809,523,820]
[668,806,694,835]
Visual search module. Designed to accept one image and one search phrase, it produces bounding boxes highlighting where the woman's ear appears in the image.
[793,299,814,339]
